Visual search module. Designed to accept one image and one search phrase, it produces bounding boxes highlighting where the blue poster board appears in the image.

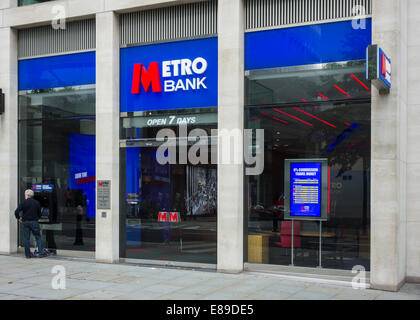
[68,133,96,218]
[290,162,322,218]
[285,159,328,221]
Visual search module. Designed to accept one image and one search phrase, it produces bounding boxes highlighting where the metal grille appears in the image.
[18,19,96,59]
[246,0,372,30]
[121,0,217,46]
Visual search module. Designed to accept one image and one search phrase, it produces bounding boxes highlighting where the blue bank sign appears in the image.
[366,44,391,93]
[120,37,218,113]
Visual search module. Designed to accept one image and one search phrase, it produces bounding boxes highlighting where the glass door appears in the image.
[120,111,217,265]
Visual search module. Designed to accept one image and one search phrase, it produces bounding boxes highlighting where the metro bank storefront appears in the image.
[17,17,372,269]
[2,0,417,291]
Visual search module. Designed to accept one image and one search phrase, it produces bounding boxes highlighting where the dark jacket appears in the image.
[14,198,41,222]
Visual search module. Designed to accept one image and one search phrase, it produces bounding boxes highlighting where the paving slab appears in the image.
[143,283,186,295]
[0,281,34,294]
[83,273,124,282]
[287,290,334,300]
[304,284,345,296]
[0,277,19,285]
[172,283,221,296]
[109,289,167,300]
[0,294,25,300]
[247,290,293,300]
[62,278,115,291]
[263,282,306,295]
[332,292,378,300]
[374,292,420,300]
[201,291,251,300]
[14,275,54,287]
[67,289,127,300]
[8,286,87,300]
[399,283,420,296]
[105,282,155,294]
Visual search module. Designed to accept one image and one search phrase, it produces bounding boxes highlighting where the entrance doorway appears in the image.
[120,114,217,264]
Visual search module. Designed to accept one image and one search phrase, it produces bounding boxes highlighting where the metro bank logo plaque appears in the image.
[131,58,209,94]
[120,37,217,112]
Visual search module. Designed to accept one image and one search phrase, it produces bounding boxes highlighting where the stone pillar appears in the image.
[406,0,420,283]
[0,1,17,10]
[0,27,18,254]
[371,0,408,291]
[217,0,244,273]
[95,11,120,263]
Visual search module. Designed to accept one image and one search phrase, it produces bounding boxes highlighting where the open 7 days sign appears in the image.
[120,37,218,112]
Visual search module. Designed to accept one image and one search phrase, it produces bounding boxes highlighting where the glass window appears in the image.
[18,0,54,6]
[120,108,217,264]
[18,85,96,253]
[245,61,371,271]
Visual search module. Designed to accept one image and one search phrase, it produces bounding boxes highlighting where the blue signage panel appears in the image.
[69,133,96,218]
[285,159,328,221]
[19,52,96,90]
[290,162,322,218]
[245,19,372,70]
[120,37,218,112]
[126,147,140,201]
[32,184,54,192]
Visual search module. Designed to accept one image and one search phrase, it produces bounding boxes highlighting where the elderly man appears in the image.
[15,189,48,259]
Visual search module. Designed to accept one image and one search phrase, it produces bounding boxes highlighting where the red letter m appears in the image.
[158,212,168,222]
[169,212,179,223]
[131,62,162,94]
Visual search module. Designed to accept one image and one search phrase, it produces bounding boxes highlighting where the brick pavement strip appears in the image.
[0,254,419,300]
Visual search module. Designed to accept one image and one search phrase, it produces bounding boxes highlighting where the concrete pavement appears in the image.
[0,254,419,300]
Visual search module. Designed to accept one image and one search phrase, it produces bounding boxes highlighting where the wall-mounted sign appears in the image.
[158,211,181,223]
[32,184,54,192]
[97,180,111,210]
[18,52,96,91]
[123,112,217,128]
[284,159,329,221]
[120,37,218,112]
[366,44,391,93]
[245,19,372,71]
[0,89,4,114]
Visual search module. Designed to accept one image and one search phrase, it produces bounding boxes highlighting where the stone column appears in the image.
[0,1,17,10]
[371,0,408,291]
[0,27,18,254]
[406,0,420,283]
[95,11,120,263]
[217,0,244,273]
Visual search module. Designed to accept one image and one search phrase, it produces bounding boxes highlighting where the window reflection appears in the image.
[18,85,96,252]
[245,61,371,270]
[18,0,54,6]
